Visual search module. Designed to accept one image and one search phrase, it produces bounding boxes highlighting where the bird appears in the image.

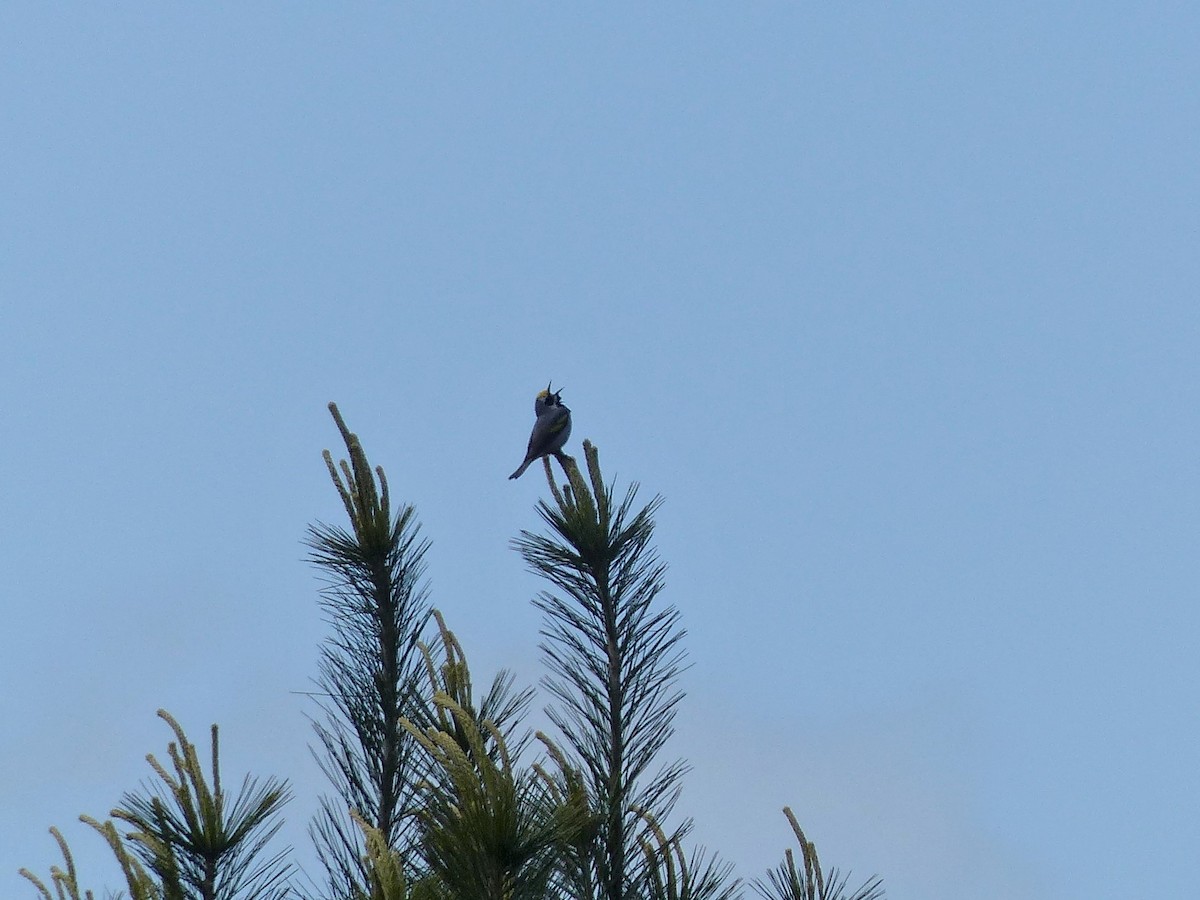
[510,383,572,480]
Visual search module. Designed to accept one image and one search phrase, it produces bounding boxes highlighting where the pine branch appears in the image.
[751,809,883,900]
[633,806,742,900]
[514,440,688,900]
[400,618,591,900]
[110,710,291,900]
[307,403,435,898]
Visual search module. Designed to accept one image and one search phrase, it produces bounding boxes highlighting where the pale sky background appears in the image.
[3,6,1198,900]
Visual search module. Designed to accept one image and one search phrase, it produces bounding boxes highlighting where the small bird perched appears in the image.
[509,382,572,480]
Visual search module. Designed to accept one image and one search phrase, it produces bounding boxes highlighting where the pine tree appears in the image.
[307,403,434,898]
[400,614,593,900]
[21,822,159,900]
[21,709,290,900]
[112,710,292,900]
[513,443,704,900]
[21,404,885,900]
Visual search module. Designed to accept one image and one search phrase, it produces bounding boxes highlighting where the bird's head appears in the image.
[534,383,556,416]
[534,382,565,416]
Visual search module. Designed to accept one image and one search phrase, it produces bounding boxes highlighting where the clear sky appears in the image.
[3,6,1197,899]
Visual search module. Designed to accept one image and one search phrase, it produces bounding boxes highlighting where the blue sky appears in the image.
[3,6,1198,899]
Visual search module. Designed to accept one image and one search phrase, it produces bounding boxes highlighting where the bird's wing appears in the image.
[526,406,570,453]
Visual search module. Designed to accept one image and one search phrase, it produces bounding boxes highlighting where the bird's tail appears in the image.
[509,459,533,480]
